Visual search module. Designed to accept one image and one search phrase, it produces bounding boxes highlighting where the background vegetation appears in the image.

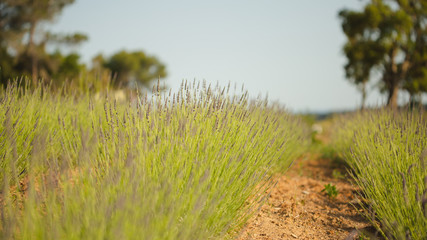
[1,0,426,108]
[0,0,166,92]
[339,0,427,109]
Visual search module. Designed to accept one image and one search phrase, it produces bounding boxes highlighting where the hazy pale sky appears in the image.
[49,0,405,112]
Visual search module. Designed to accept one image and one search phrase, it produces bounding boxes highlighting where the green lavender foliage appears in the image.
[0,80,309,240]
[331,109,427,240]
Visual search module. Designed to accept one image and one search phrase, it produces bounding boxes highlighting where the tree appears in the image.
[11,33,87,85]
[0,46,16,85]
[0,0,87,85]
[400,0,427,106]
[102,50,167,90]
[0,1,26,85]
[0,1,168,93]
[0,1,26,47]
[343,38,386,109]
[339,0,427,109]
[51,51,86,83]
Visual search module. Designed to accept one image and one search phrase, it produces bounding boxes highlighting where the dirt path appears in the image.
[238,154,376,240]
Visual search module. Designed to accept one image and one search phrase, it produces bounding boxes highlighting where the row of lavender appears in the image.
[0,81,309,239]
[331,109,427,239]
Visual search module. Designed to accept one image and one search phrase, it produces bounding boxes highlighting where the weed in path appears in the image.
[322,183,339,199]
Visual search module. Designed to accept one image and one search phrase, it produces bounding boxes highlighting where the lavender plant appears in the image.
[332,109,427,239]
[0,80,309,239]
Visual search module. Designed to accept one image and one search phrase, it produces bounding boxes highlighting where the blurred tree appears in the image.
[400,0,427,106]
[343,40,386,110]
[0,0,87,86]
[1,1,167,93]
[102,50,167,90]
[339,0,427,108]
[91,54,106,73]
[46,32,88,46]
[0,46,16,85]
[0,1,25,85]
[51,51,86,83]
[12,34,87,85]
[0,1,26,47]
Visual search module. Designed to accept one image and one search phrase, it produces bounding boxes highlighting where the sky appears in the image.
[49,0,409,113]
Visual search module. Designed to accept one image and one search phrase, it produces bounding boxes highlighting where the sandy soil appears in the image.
[237,154,378,240]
